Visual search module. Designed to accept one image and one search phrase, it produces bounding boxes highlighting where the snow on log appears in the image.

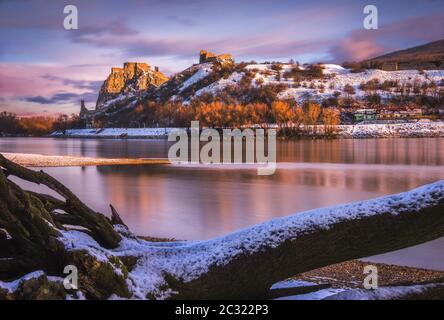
[56,180,444,299]
[128,180,444,299]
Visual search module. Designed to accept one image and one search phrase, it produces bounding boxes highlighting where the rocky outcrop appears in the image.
[78,100,94,127]
[199,50,233,64]
[76,51,236,126]
[96,62,168,109]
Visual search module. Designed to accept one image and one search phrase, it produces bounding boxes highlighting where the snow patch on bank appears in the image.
[324,282,444,300]
[336,121,444,138]
[50,121,444,139]
[51,128,181,138]
[277,288,345,300]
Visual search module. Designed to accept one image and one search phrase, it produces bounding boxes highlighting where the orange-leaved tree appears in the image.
[322,107,340,136]
[303,101,321,134]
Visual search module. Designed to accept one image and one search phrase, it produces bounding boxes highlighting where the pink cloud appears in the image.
[0,63,109,115]
[0,64,54,96]
[0,63,107,97]
[332,38,386,62]
[330,13,444,62]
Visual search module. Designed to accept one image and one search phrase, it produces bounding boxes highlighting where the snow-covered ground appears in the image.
[99,93,135,110]
[332,121,444,138]
[178,63,213,93]
[288,67,444,102]
[270,279,345,300]
[0,271,63,293]
[195,71,244,97]
[51,127,180,138]
[196,63,444,103]
[51,121,444,139]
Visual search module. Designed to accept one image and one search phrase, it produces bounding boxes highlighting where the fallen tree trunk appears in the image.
[154,180,444,299]
[1,153,444,299]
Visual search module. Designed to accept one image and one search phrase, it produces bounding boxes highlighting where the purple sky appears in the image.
[1,0,443,115]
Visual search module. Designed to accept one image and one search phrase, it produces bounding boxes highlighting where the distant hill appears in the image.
[363,39,444,71]
[78,48,444,127]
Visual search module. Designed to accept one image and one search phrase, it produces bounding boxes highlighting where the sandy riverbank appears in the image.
[1,152,170,167]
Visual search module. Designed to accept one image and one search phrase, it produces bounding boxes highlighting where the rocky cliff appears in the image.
[199,50,233,64]
[96,62,168,109]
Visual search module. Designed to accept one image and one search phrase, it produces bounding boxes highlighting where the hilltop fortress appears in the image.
[95,62,168,109]
[199,50,233,64]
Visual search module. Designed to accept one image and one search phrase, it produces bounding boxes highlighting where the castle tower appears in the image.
[80,99,88,117]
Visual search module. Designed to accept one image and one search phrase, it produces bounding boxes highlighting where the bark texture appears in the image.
[0,154,128,299]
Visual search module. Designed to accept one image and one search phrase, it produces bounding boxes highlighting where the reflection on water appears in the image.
[2,137,444,270]
[1,137,444,165]
[278,138,444,165]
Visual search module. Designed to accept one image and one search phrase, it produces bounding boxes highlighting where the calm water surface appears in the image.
[1,137,444,270]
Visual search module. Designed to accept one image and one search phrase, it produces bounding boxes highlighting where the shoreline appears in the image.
[45,121,444,139]
[3,135,444,141]
[2,121,444,140]
[1,152,170,167]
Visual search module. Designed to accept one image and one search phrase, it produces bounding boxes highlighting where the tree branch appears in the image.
[0,153,120,248]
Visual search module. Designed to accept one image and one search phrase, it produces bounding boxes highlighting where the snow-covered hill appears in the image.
[193,62,444,103]
[79,50,444,127]
[153,59,443,105]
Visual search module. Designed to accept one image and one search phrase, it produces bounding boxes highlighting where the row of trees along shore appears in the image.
[0,112,81,136]
[132,100,340,136]
[1,101,340,137]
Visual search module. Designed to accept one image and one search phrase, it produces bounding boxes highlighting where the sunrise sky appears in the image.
[1,0,443,116]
